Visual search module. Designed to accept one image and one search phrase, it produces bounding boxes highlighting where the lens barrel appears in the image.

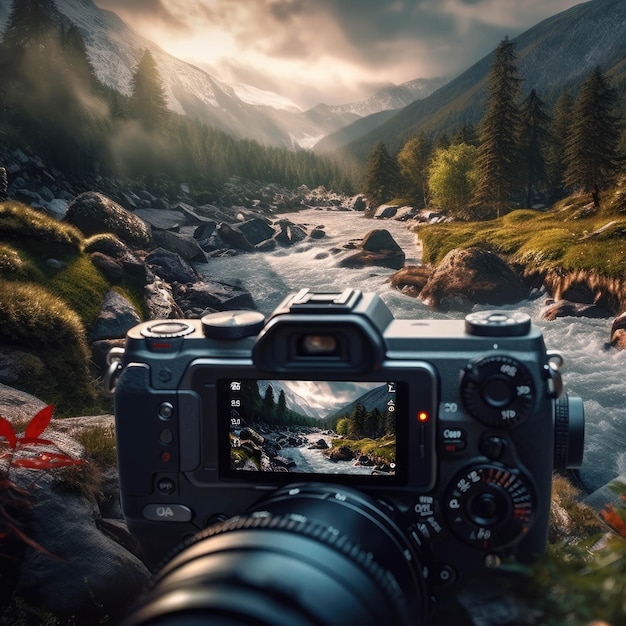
[123,483,426,626]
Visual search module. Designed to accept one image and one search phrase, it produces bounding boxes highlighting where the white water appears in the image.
[197,208,626,492]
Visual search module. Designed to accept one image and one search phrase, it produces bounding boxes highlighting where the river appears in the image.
[197,208,626,493]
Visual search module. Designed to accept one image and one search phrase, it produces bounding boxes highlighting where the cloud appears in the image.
[95,0,582,107]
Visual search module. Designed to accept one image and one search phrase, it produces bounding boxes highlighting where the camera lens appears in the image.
[123,483,426,626]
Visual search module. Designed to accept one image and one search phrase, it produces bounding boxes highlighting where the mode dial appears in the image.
[444,464,535,549]
[461,355,535,428]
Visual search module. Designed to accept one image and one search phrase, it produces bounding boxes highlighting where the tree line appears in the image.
[364,37,625,219]
[0,0,353,193]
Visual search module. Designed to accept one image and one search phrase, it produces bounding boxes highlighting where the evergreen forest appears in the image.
[364,37,626,219]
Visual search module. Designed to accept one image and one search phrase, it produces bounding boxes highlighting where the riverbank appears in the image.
[417,193,626,314]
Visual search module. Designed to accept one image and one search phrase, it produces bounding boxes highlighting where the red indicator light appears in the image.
[418,411,429,423]
[153,342,172,350]
[161,451,172,463]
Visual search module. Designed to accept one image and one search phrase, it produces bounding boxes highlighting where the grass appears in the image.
[331,434,396,464]
[0,201,146,416]
[418,193,626,278]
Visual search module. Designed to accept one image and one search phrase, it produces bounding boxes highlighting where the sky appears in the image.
[94,0,585,108]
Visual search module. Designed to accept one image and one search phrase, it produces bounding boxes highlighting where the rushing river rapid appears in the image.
[197,208,626,493]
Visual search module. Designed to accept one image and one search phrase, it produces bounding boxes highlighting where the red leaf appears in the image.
[0,416,17,448]
[13,452,84,470]
[24,404,54,439]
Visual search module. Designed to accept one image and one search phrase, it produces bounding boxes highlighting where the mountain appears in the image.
[319,0,626,158]
[0,0,443,150]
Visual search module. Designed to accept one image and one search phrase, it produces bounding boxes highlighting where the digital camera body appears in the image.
[112,288,583,609]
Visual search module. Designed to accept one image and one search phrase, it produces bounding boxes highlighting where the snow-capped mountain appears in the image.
[0,0,442,149]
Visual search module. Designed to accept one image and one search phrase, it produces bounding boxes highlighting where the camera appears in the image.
[111,288,584,625]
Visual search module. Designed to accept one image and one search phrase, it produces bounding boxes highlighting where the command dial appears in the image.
[445,464,535,549]
[461,355,535,428]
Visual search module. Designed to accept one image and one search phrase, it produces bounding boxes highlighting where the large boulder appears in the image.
[419,247,528,309]
[541,299,612,321]
[236,217,276,246]
[339,229,405,270]
[91,290,142,340]
[64,192,151,248]
[273,220,308,246]
[610,311,626,349]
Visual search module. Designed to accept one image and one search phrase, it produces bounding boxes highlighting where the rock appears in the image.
[273,220,308,246]
[134,208,186,231]
[374,204,399,219]
[172,280,255,316]
[339,229,405,270]
[390,265,434,297]
[144,278,183,319]
[310,227,326,239]
[217,222,255,252]
[0,384,150,624]
[91,290,142,340]
[329,445,355,462]
[64,192,151,249]
[610,311,626,349]
[152,229,207,262]
[419,247,528,309]
[236,217,276,246]
[145,247,200,284]
[541,300,612,321]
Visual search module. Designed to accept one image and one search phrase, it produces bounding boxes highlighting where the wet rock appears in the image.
[329,446,355,462]
[339,228,405,270]
[610,311,626,349]
[390,265,434,297]
[419,247,528,310]
[173,280,255,316]
[134,208,185,231]
[541,300,612,321]
[236,217,276,246]
[217,222,255,252]
[374,204,399,219]
[64,192,151,248]
[273,220,308,245]
[152,229,207,262]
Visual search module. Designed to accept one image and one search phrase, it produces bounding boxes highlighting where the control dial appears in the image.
[461,355,535,428]
[444,464,535,549]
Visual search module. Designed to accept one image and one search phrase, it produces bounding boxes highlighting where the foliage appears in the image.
[564,67,621,207]
[0,405,84,554]
[427,142,479,218]
[546,91,573,198]
[474,37,523,218]
[397,132,433,207]
[363,141,401,208]
[418,195,626,278]
[129,49,170,132]
[518,89,551,207]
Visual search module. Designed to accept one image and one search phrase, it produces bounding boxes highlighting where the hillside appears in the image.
[323,0,626,159]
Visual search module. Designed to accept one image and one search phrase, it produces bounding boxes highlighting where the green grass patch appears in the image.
[332,435,396,464]
[418,201,626,277]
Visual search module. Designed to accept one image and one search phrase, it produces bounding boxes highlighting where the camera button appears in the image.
[480,435,507,460]
[434,564,457,587]
[143,504,192,522]
[441,429,467,454]
[157,402,174,421]
[159,429,174,445]
[156,477,176,495]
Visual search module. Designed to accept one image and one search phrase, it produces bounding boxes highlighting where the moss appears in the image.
[77,424,117,468]
[0,280,98,416]
[417,200,626,277]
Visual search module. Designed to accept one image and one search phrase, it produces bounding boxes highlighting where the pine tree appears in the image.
[129,49,170,132]
[475,37,523,218]
[261,385,275,421]
[518,89,551,207]
[397,132,432,207]
[564,67,621,207]
[363,141,400,209]
[546,91,573,199]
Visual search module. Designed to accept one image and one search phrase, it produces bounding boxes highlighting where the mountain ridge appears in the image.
[322,0,626,158]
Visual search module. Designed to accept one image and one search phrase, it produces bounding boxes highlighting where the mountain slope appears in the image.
[331,0,626,159]
[0,0,445,149]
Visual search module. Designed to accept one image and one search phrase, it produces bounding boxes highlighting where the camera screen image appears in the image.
[225,379,399,477]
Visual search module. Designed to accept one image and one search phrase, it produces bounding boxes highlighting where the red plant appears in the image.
[599,495,626,539]
[0,405,85,557]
